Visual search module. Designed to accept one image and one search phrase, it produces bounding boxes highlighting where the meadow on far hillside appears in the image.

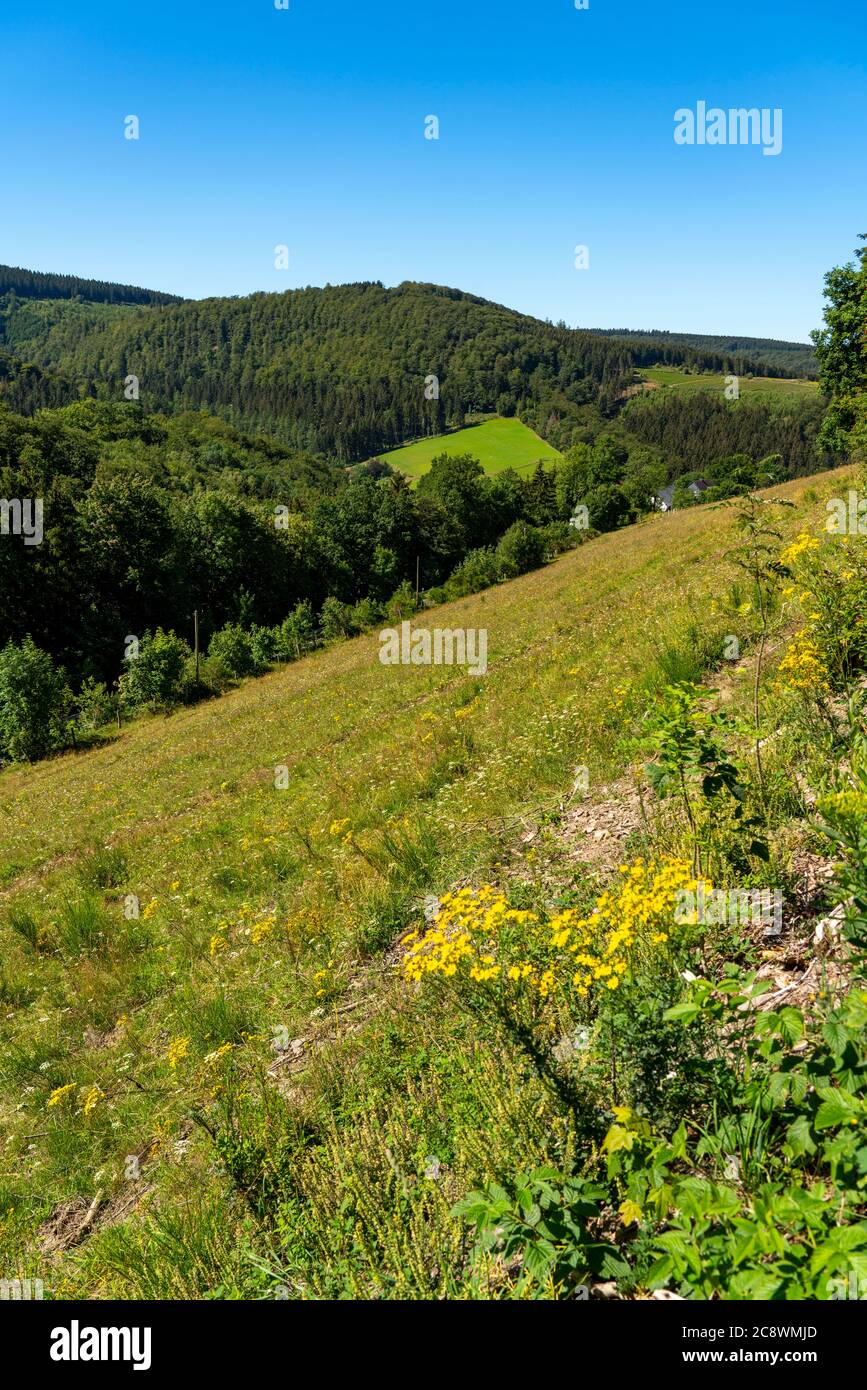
[637,365,822,401]
[380,416,564,479]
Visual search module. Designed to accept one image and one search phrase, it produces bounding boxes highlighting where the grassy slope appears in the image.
[638,365,821,401]
[380,416,564,479]
[0,465,852,1297]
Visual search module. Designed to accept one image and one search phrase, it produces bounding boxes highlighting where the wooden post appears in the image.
[194,609,200,684]
[415,556,420,607]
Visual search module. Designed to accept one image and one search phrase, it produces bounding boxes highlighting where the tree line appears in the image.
[621,390,829,476]
[586,328,817,378]
[0,264,184,306]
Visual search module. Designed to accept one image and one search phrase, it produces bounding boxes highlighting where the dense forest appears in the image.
[0,264,184,306]
[586,327,818,378]
[0,272,821,464]
[621,390,827,475]
[0,348,80,413]
[0,399,569,690]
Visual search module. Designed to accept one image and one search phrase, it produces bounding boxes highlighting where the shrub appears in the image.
[454,1168,623,1293]
[0,637,72,763]
[206,624,262,679]
[120,629,191,711]
[495,521,546,579]
[384,580,417,623]
[347,597,381,632]
[249,625,278,670]
[320,596,359,643]
[538,520,582,558]
[178,653,230,701]
[75,677,115,734]
[444,547,499,598]
[585,483,630,532]
[275,601,317,661]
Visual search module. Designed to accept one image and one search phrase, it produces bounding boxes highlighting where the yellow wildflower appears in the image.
[165,1036,191,1070]
[47,1083,76,1109]
[81,1085,103,1116]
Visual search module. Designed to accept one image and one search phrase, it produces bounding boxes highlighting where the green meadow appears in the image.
[638,365,820,400]
[380,416,564,480]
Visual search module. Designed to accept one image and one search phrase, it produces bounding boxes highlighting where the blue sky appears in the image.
[2,0,865,341]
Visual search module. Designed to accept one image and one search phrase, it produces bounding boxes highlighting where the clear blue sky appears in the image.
[3,0,865,341]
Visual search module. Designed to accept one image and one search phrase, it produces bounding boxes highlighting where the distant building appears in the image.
[651,478,711,512]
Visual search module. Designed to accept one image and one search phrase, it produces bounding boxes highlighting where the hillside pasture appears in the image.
[380,416,564,480]
[637,365,820,400]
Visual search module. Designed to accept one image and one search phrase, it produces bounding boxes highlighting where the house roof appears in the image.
[655,478,711,509]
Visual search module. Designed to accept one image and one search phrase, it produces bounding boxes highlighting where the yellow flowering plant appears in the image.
[46,1083,76,1109]
[775,629,831,695]
[164,1036,191,1070]
[403,859,706,1010]
[779,525,867,689]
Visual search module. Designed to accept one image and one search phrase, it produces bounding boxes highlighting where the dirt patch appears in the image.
[37,1136,162,1255]
[37,1194,104,1254]
[82,1021,126,1050]
[750,949,853,1013]
[557,775,650,871]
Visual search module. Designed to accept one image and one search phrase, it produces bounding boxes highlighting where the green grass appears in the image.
[0,465,853,1299]
[637,365,820,400]
[380,416,564,480]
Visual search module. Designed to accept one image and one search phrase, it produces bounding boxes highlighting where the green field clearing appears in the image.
[637,365,820,400]
[380,416,564,479]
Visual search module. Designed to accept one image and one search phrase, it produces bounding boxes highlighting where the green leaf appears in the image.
[785,1115,816,1157]
[778,1007,805,1045]
[646,1254,675,1288]
[521,1238,556,1283]
[822,1018,851,1055]
[663,1002,701,1023]
[814,1090,859,1130]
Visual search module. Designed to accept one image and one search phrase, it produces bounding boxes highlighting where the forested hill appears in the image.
[0,270,819,461]
[0,264,184,306]
[585,327,817,378]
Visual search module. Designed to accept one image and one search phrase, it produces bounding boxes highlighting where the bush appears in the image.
[120,629,191,711]
[275,601,317,661]
[178,653,232,701]
[249,625,278,670]
[0,637,72,762]
[443,547,500,599]
[539,520,584,558]
[495,521,546,578]
[75,677,115,734]
[347,597,381,632]
[585,483,630,532]
[384,580,417,624]
[206,624,262,679]
[320,596,359,643]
